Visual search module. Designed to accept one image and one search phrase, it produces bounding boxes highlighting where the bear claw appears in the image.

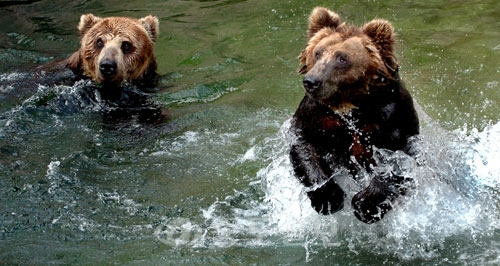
[352,172,413,223]
[307,179,345,215]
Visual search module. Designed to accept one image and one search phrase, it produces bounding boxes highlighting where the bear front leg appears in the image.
[290,141,345,215]
[306,178,345,214]
[351,171,414,223]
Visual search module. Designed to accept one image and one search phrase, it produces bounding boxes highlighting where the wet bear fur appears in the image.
[67,14,159,94]
[0,14,159,104]
[289,7,420,223]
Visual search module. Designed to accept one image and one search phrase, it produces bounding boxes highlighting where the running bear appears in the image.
[290,7,420,223]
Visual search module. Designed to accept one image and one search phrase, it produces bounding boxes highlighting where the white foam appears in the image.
[148,105,500,262]
[466,122,500,188]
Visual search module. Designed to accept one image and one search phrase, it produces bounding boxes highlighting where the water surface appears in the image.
[1,0,500,265]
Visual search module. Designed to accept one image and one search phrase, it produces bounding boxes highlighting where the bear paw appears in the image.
[307,179,345,215]
[352,172,413,223]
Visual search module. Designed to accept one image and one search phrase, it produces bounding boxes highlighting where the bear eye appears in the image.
[314,51,322,60]
[96,38,104,50]
[121,41,134,54]
[336,53,350,66]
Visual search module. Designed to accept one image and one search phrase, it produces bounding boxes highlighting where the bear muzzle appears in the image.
[303,76,322,93]
[96,45,126,84]
[99,59,117,78]
[302,59,340,100]
[302,74,337,101]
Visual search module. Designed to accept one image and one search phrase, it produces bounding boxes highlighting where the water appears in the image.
[1,0,500,265]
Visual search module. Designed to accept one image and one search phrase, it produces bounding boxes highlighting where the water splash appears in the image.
[465,123,500,189]
[153,114,500,263]
[3,77,500,263]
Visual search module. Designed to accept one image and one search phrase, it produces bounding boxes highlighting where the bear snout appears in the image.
[303,74,334,100]
[303,76,322,93]
[99,59,117,78]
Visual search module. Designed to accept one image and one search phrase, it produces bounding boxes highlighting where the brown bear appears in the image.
[289,7,420,223]
[0,14,160,105]
[67,14,159,87]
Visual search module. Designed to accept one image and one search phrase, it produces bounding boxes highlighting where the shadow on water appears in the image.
[1,0,500,265]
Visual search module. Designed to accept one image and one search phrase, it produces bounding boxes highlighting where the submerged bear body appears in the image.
[290,7,420,223]
[1,14,160,104]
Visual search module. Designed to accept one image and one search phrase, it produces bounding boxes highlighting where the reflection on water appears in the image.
[1,0,500,265]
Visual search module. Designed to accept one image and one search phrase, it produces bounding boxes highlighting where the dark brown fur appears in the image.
[290,7,419,223]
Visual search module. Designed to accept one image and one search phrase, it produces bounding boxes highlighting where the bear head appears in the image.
[298,7,399,112]
[67,14,159,86]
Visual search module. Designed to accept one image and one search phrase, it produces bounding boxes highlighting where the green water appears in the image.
[1,0,500,265]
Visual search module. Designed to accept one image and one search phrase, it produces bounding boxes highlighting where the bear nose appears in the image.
[303,76,322,93]
[99,60,117,77]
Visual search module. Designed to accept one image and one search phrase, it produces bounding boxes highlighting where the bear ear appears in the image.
[139,15,159,42]
[307,7,341,38]
[363,19,399,73]
[363,19,395,53]
[66,51,84,76]
[77,14,103,36]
